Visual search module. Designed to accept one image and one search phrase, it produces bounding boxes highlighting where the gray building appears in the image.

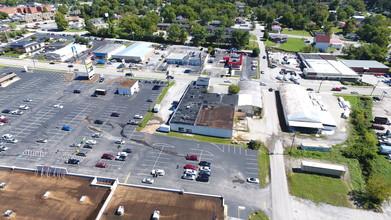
[9,41,45,53]
[169,81,238,138]
[165,51,204,66]
[93,44,126,59]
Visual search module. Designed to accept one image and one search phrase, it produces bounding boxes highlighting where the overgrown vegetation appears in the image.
[248,210,269,220]
[258,145,270,188]
[340,80,373,87]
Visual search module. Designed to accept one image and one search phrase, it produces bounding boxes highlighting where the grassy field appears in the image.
[250,34,258,41]
[288,172,351,207]
[264,40,275,46]
[245,40,259,50]
[281,29,312,37]
[331,27,342,35]
[160,131,247,147]
[277,38,306,52]
[258,146,270,187]
[248,210,269,220]
[136,82,174,131]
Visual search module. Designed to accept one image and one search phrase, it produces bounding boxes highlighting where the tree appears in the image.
[58,5,68,14]
[329,0,341,10]
[343,18,356,35]
[300,45,319,53]
[247,140,261,150]
[179,28,188,44]
[343,43,388,62]
[191,23,206,46]
[337,8,348,21]
[263,30,269,40]
[200,9,213,24]
[0,11,8,20]
[8,22,16,29]
[252,47,260,57]
[43,7,48,13]
[228,85,240,94]
[30,36,36,41]
[207,46,213,54]
[281,12,294,27]
[231,30,249,49]
[54,12,69,31]
[167,24,181,42]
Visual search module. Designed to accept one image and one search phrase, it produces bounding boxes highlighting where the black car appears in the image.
[83,143,93,148]
[196,175,209,182]
[111,112,120,117]
[99,77,105,82]
[123,148,132,153]
[94,120,104,124]
[262,56,266,59]
[2,109,11,114]
[306,88,314,91]
[199,170,211,176]
[65,159,80,165]
[73,89,81,93]
[67,64,74,68]
[199,161,211,167]
[373,97,381,101]
[49,62,55,64]
[147,98,153,102]
[116,155,127,161]
[91,93,99,97]
[268,88,274,92]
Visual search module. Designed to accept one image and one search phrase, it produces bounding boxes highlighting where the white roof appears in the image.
[301,142,331,148]
[302,160,345,171]
[305,59,358,76]
[114,42,154,58]
[238,81,262,108]
[166,53,186,60]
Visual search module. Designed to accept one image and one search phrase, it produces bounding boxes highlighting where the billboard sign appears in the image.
[71,45,76,52]
[84,57,94,79]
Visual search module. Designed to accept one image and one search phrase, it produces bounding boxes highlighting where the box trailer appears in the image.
[153,104,161,113]
[301,160,345,177]
[374,117,390,125]
[95,89,107,95]
[157,124,170,133]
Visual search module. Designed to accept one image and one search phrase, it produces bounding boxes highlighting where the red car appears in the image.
[331,87,342,91]
[184,164,197,170]
[95,163,108,168]
[101,153,115,160]
[185,155,198,161]
[0,119,8,123]
[374,73,383,76]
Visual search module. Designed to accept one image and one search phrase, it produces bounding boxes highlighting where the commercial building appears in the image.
[314,35,331,52]
[93,44,125,59]
[45,43,87,62]
[300,142,331,152]
[298,53,360,80]
[117,79,139,95]
[112,42,155,63]
[169,81,238,138]
[9,41,45,53]
[279,84,337,134]
[237,80,262,116]
[301,160,346,177]
[340,60,390,73]
[165,51,204,66]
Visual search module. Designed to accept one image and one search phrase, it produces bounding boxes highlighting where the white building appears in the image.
[237,81,262,116]
[45,43,87,62]
[314,35,330,52]
[117,80,139,95]
[301,160,346,177]
[93,44,126,59]
[112,42,155,63]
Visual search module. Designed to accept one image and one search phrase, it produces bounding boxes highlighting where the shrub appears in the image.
[248,140,262,150]
[228,85,240,94]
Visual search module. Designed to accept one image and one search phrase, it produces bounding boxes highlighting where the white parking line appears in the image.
[246,162,258,166]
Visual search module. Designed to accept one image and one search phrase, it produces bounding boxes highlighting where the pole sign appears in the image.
[84,57,94,79]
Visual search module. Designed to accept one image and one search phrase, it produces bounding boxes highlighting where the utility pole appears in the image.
[370,80,380,96]
[317,77,324,93]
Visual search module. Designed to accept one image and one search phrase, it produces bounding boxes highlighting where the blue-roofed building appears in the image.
[112,42,155,63]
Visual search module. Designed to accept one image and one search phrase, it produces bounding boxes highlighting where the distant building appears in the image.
[0,5,53,15]
[112,42,155,63]
[45,43,87,62]
[165,51,204,66]
[117,79,139,95]
[300,142,331,152]
[314,35,331,52]
[270,34,287,43]
[0,72,20,87]
[93,44,125,59]
[195,77,210,87]
[271,25,282,32]
[169,81,238,138]
[9,41,45,53]
[301,160,346,177]
[340,60,390,73]
[237,80,262,116]
[19,11,54,23]
[330,40,343,50]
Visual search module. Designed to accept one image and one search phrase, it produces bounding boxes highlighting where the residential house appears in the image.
[270,34,287,43]
[271,25,281,32]
[314,35,331,52]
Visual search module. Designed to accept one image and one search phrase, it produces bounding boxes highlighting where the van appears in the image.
[116,206,124,215]
[153,104,161,113]
[157,124,170,133]
[95,89,107,95]
[374,117,390,125]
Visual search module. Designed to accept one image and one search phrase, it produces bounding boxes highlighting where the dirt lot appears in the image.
[101,185,224,220]
[0,169,109,220]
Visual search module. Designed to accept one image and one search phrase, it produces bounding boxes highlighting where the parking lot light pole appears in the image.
[317,77,324,93]
[370,80,380,96]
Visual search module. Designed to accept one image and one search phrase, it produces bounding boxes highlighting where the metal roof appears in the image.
[301,160,345,171]
[340,60,389,69]
[238,81,262,108]
[114,42,154,58]
[94,44,125,54]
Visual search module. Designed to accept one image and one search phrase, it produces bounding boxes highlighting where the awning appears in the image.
[288,121,323,129]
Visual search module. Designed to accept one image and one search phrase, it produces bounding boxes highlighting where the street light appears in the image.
[370,80,380,96]
[317,77,324,93]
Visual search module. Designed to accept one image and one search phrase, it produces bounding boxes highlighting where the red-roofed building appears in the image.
[330,40,343,50]
[0,5,52,15]
[314,35,331,52]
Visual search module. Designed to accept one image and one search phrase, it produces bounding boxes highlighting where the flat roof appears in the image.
[94,44,125,54]
[114,42,154,58]
[166,52,186,60]
[195,105,235,130]
[101,185,224,220]
[341,60,390,69]
[118,79,137,88]
[301,142,331,148]
[305,59,358,76]
[0,169,110,219]
[302,160,345,171]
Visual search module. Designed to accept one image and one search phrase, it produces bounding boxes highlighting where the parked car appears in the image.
[95,162,108,168]
[91,133,101,138]
[134,115,143,119]
[6,138,18,143]
[0,146,8,151]
[268,88,274,92]
[151,169,165,176]
[19,105,29,110]
[351,91,359,94]
[142,177,154,184]
[306,88,314,91]
[2,109,11,114]
[182,173,196,180]
[65,159,80,165]
[85,139,96,145]
[99,77,105,82]
[115,155,127,161]
[199,170,211,176]
[184,164,197,170]
[128,120,139,125]
[11,110,23,115]
[0,119,8,123]
[111,112,120,117]
[199,161,211,167]
[62,126,72,131]
[23,98,33,102]
[36,138,48,143]
[2,134,12,139]
[115,139,125,145]
[94,120,104,124]
[123,148,132,153]
[247,177,260,184]
[372,124,385,130]
[73,90,81,94]
[76,151,88,157]
[373,97,381,101]
[101,153,115,160]
[185,155,198,161]
[184,169,197,175]
[196,175,209,182]
[199,166,211,172]
[53,104,63,109]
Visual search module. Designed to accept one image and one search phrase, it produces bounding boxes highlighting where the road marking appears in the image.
[246,163,258,165]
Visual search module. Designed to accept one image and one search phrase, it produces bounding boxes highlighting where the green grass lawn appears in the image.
[281,29,312,37]
[369,155,391,186]
[258,146,270,187]
[277,38,306,52]
[245,40,259,50]
[288,172,351,207]
[264,40,275,46]
[250,34,258,41]
[248,210,269,220]
[331,27,342,35]
[64,28,86,32]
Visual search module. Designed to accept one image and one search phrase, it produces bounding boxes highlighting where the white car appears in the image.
[115,139,125,144]
[23,98,33,102]
[387,154,391,160]
[0,146,8,151]
[0,115,4,119]
[151,169,165,176]
[247,177,260,184]
[0,122,3,126]
[91,133,101,138]
[53,104,64,109]
[182,173,196,180]
[85,139,97,145]
[117,152,128,157]
[2,134,12,140]
[224,80,232,83]
[142,177,154,184]
[70,143,82,147]
[199,166,211,172]
[19,105,29,110]
[184,169,197,175]
[6,138,18,143]
[36,138,48,143]
[11,110,23,115]
[134,115,143,119]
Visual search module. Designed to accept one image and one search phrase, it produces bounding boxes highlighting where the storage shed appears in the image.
[301,160,345,177]
[300,142,331,152]
[117,80,139,95]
